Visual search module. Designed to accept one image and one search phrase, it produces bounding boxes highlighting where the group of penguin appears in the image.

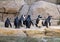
[5,15,52,28]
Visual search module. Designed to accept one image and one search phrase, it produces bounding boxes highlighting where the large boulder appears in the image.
[29,1,60,20]
[24,0,57,5]
[0,0,25,13]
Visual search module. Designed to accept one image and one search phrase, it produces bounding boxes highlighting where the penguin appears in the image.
[14,17,19,28]
[5,18,12,28]
[25,15,33,28]
[43,16,52,28]
[19,15,26,27]
[36,15,42,28]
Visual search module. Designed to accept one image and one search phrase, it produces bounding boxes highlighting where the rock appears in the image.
[0,0,26,21]
[57,5,60,14]
[18,3,29,17]
[25,0,36,5]
[0,0,25,13]
[0,28,27,37]
[23,30,45,38]
[45,28,60,36]
[29,1,60,20]
[24,0,57,5]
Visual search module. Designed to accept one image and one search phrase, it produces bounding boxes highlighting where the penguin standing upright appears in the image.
[14,17,19,28]
[25,15,33,28]
[43,16,52,28]
[5,18,12,28]
[36,15,42,28]
[19,15,26,27]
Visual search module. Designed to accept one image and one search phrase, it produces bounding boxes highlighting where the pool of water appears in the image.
[0,36,60,42]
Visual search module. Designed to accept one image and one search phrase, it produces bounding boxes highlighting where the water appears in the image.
[0,36,60,42]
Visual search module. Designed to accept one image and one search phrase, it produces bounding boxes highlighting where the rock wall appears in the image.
[24,0,57,5]
[0,0,26,22]
[29,1,60,19]
[0,0,60,25]
[26,1,60,25]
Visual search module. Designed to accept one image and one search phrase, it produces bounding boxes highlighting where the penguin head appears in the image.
[38,15,42,18]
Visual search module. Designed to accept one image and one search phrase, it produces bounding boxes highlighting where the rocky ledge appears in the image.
[0,26,60,38]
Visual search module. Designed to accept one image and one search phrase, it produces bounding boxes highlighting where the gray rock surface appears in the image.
[0,0,25,13]
[29,1,60,20]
